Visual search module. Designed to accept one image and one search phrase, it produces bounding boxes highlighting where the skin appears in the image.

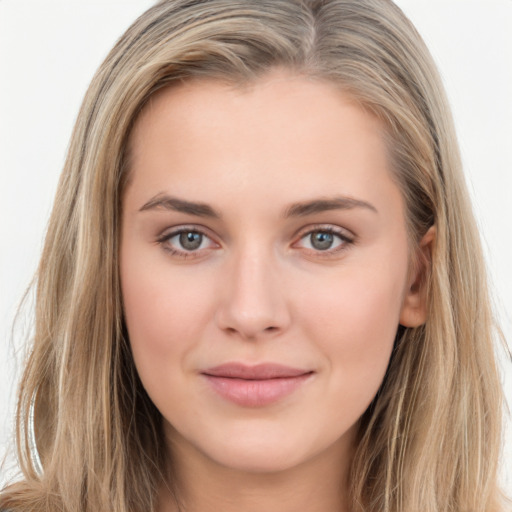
[120,70,432,512]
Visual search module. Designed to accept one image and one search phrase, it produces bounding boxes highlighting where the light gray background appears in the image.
[1,0,511,495]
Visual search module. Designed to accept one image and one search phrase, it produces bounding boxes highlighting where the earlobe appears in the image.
[399,225,436,328]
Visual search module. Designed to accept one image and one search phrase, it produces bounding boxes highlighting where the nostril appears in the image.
[223,324,279,338]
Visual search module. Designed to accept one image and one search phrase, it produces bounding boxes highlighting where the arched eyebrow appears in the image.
[284,197,378,217]
[139,194,221,218]
[139,194,377,218]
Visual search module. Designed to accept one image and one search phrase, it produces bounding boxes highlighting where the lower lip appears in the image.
[202,373,313,407]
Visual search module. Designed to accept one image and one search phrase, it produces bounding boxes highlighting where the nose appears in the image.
[215,245,291,340]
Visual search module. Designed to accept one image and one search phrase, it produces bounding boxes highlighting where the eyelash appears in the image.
[156,225,354,259]
[156,226,216,258]
[293,225,354,257]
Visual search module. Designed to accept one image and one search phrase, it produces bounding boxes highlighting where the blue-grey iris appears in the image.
[180,232,202,250]
[311,232,334,250]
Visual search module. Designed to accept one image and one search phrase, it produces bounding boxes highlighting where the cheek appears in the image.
[298,259,406,400]
[304,262,404,337]
[120,250,214,371]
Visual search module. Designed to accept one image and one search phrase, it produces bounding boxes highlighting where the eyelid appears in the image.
[294,223,355,241]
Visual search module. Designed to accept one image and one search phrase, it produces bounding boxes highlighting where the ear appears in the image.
[399,226,436,328]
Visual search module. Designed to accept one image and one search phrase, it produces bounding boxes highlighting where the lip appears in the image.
[201,363,314,407]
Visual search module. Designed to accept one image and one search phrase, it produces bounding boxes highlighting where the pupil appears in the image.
[179,232,202,250]
[311,232,333,250]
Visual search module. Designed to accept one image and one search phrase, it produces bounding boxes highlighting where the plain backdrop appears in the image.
[0,0,511,495]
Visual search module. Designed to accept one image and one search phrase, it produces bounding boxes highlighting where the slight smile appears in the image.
[201,363,315,407]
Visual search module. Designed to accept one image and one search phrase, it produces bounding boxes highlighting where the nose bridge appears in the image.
[216,239,289,338]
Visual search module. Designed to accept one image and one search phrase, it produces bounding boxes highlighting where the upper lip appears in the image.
[202,363,312,380]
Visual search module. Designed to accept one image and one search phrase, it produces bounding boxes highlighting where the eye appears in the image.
[295,227,353,253]
[157,227,218,256]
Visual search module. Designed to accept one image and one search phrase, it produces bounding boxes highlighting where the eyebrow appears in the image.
[139,194,221,218]
[284,196,378,217]
[138,194,378,219]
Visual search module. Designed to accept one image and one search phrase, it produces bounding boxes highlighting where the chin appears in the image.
[207,441,309,474]
[170,418,354,476]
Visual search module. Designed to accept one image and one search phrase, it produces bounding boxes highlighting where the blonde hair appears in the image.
[1,1,507,511]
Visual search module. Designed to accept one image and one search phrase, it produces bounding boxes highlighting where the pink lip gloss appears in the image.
[201,363,314,407]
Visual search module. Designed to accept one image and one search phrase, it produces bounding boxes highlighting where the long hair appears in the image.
[1,1,506,511]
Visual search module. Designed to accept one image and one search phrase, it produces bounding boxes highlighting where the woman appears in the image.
[0,0,508,511]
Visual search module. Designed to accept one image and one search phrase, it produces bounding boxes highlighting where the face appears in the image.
[120,71,427,475]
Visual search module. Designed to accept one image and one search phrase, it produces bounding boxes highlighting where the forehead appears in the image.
[129,70,388,156]
[125,71,401,222]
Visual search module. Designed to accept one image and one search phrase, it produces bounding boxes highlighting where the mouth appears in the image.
[201,363,314,407]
